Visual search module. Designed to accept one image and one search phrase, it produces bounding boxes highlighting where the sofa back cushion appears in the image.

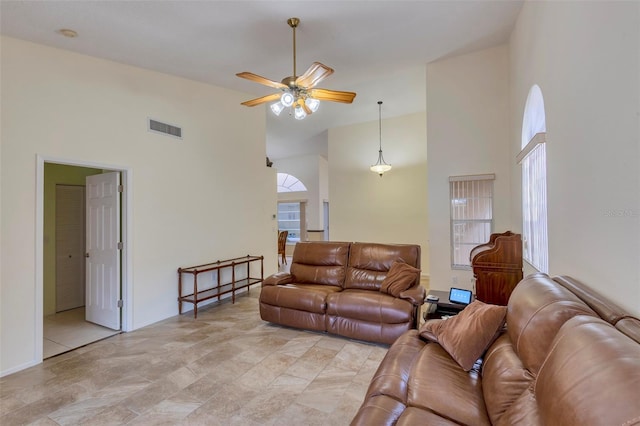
[290,241,350,287]
[615,316,640,343]
[552,275,629,324]
[506,273,595,374]
[345,243,420,291]
[535,315,640,426]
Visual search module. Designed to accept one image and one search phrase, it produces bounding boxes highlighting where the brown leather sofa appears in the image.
[259,241,425,344]
[351,273,640,425]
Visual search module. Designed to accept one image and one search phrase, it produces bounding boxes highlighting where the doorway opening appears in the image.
[36,156,132,361]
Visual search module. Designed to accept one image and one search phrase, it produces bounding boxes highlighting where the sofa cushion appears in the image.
[481,334,534,424]
[506,273,596,374]
[494,386,541,426]
[616,316,640,343]
[260,284,341,314]
[326,290,413,323]
[289,241,350,287]
[553,275,628,324]
[396,407,461,426]
[345,243,420,290]
[535,315,640,426]
[360,330,426,404]
[380,261,421,297]
[408,343,491,425]
[419,300,506,371]
[259,304,326,332]
[350,395,407,426]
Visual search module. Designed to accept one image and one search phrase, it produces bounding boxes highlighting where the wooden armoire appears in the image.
[470,231,523,305]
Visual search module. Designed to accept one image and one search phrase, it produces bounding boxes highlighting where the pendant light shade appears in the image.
[370,101,392,176]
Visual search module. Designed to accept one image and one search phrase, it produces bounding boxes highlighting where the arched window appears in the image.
[277,173,307,193]
[518,85,548,273]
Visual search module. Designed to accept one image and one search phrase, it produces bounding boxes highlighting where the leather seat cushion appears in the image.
[362,330,425,403]
[407,343,491,426]
[326,290,412,323]
[260,284,341,314]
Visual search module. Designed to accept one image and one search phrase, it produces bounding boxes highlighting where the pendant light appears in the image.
[370,101,392,177]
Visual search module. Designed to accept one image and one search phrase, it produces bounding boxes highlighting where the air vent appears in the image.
[148,118,182,139]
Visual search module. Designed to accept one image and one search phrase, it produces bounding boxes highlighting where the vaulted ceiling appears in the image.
[0,1,523,159]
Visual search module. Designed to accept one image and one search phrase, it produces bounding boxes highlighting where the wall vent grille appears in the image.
[148,119,182,139]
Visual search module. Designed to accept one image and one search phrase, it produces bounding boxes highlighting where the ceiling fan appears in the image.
[236,17,356,120]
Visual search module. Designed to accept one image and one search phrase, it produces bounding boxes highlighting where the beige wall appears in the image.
[328,112,429,273]
[426,45,511,292]
[1,37,277,375]
[425,2,639,316]
[508,1,639,314]
[43,163,103,316]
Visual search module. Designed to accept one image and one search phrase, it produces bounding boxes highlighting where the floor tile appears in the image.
[2,289,390,425]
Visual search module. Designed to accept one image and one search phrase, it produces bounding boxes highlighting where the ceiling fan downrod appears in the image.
[287,17,300,80]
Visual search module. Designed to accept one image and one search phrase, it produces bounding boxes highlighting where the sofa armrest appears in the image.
[263,272,293,287]
[398,285,426,306]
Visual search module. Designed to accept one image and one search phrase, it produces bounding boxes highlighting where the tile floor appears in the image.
[44,307,121,359]
[1,287,388,425]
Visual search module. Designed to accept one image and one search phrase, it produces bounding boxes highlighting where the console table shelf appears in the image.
[178,255,263,318]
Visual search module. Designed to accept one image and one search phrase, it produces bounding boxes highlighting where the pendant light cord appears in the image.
[378,101,383,152]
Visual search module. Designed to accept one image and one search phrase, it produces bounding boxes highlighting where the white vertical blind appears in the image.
[449,175,495,268]
[520,85,549,274]
[520,141,548,272]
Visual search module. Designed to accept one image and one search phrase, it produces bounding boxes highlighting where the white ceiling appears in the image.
[0,0,523,159]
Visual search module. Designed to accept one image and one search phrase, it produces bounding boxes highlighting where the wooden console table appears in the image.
[178,255,263,318]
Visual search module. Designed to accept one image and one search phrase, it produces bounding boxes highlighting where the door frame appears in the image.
[35,154,133,362]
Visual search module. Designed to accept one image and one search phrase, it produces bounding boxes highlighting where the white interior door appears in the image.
[86,172,121,330]
[55,185,86,312]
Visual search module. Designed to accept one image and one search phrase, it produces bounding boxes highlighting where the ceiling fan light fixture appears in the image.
[270,101,285,116]
[281,91,295,107]
[294,105,307,120]
[236,17,356,119]
[305,97,320,112]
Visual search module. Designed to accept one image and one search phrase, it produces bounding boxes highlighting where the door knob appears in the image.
[85,253,90,258]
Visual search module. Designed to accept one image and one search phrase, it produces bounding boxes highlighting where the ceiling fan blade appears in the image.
[241,93,282,107]
[295,62,334,89]
[309,88,357,104]
[236,72,287,90]
[297,98,313,115]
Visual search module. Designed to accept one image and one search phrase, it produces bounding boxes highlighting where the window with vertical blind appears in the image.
[449,174,495,269]
[519,85,549,273]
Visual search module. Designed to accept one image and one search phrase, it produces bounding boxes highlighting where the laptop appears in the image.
[448,287,473,305]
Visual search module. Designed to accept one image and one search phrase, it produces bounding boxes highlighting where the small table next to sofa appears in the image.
[424,289,473,321]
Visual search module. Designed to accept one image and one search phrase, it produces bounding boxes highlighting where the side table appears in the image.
[424,289,473,321]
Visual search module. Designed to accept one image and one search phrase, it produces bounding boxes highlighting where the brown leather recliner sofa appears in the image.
[259,241,425,345]
[351,273,640,425]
